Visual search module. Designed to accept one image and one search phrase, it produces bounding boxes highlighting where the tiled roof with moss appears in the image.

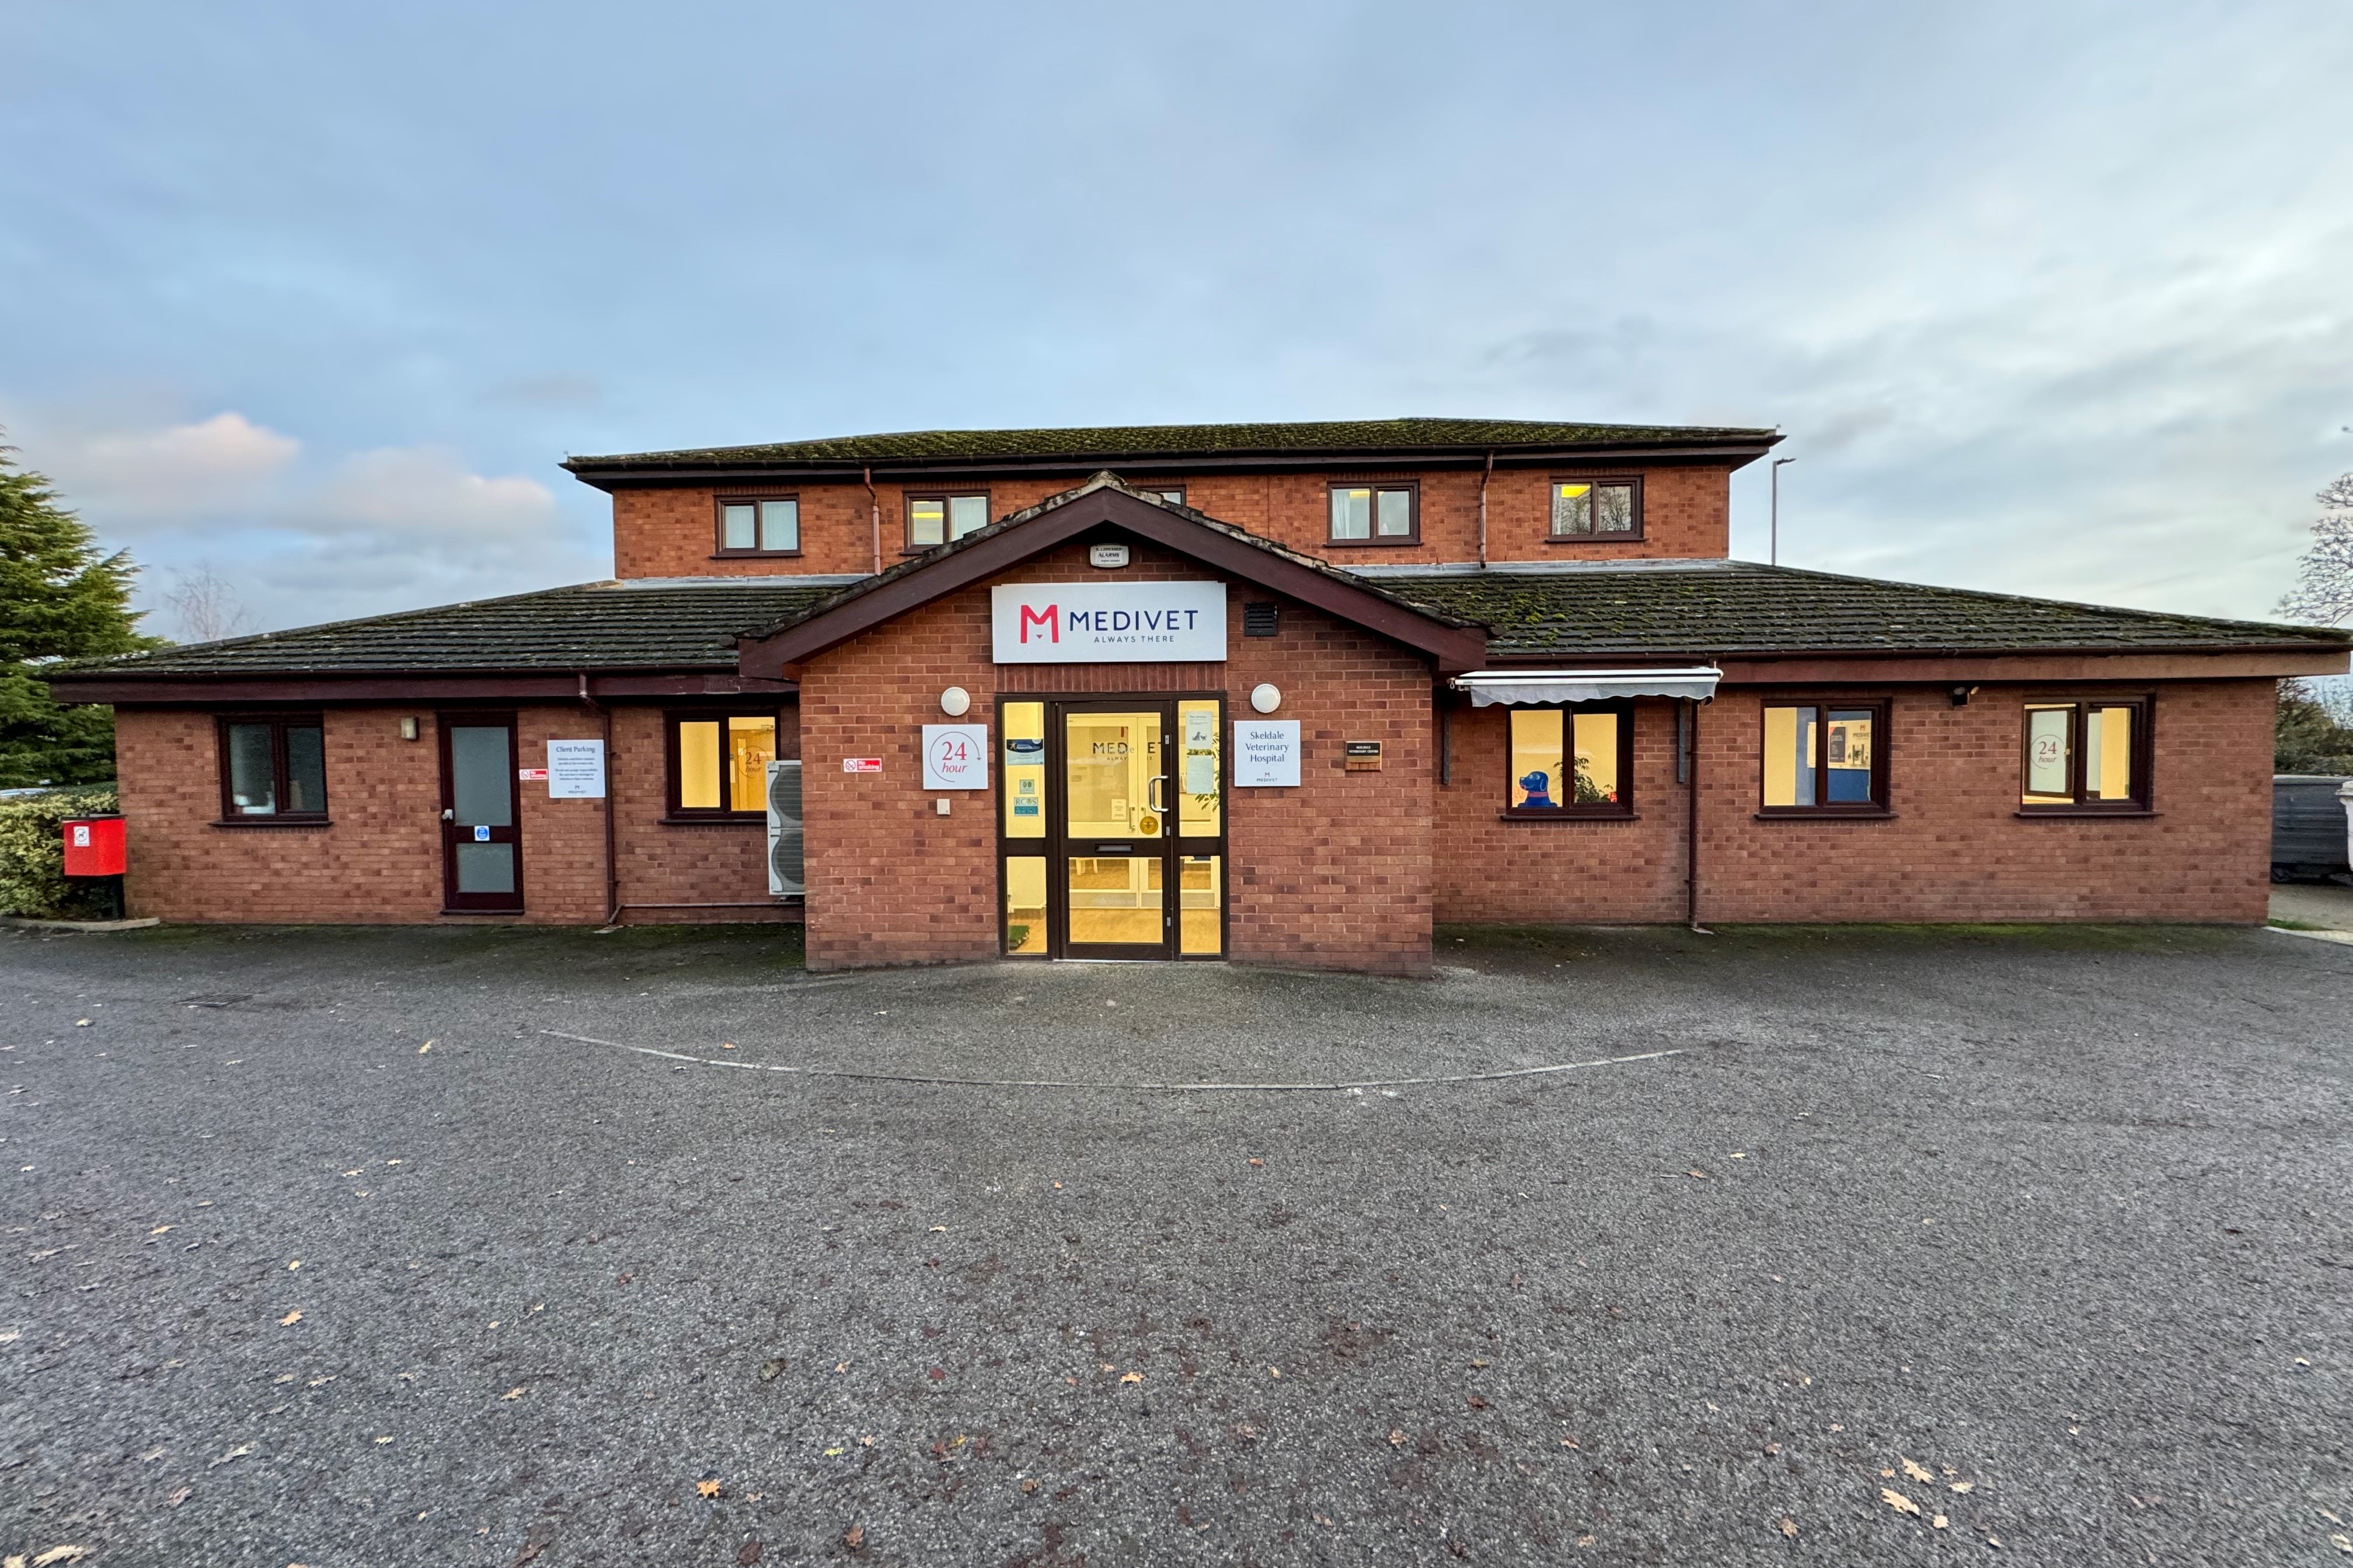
[1378,562,2353,658]
[54,580,842,678]
[566,417,1779,474]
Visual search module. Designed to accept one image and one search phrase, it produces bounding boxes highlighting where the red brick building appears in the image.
[53,419,2350,973]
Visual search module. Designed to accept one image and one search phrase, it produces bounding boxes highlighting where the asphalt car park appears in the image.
[3,921,2349,1566]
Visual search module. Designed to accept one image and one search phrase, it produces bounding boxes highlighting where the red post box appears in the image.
[62,814,127,878]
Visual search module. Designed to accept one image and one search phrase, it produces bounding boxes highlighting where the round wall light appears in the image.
[939,686,971,717]
[1249,683,1281,714]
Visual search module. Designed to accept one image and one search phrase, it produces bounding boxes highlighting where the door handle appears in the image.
[1145,774,1169,815]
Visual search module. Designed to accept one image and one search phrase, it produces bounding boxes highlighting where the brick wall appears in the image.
[1436,699,1689,923]
[1431,682,2278,926]
[796,539,1435,974]
[111,703,804,926]
[611,465,1732,579]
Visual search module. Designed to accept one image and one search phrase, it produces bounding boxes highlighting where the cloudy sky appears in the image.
[5,0,2349,640]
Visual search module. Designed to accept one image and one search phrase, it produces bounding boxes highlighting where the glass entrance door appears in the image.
[440,714,523,913]
[1061,707,1170,958]
[996,697,1225,960]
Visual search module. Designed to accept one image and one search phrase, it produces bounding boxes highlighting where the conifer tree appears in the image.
[0,439,162,786]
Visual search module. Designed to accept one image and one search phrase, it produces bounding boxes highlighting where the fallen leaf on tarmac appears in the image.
[502,1387,525,1401]
[279,1310,302,1326]
[1389,1430,1405,1446]
[758,1357,787,1382]
[1247,1158,1264,1168]
[1779,1517,1797,1539]
[418,1041,433,1054]
[737,1541,763,1566]
[2330,1534,2352,1555]
[1268,1366,1282,1380]
[149,1225,172,1235]
[1559,1437,1580,1449]
[374,1436,393,1444]
[32,1550,88,1566]
[1313,1513,1334,1527]
[1932,1514,1949,1530]
[929,1225,947,1232]
[1949,1480,1975,1493]
[166,1487,191,1506]
[696,1480,721,1499]
[1882,1488,1921,1517]
[75,1019,90,1026]
[1466,1396,1489,1410]
[721,1043,737,1051]
[843,1525,864,1549]
[287,1260,301,1270]
[824,1447,846,1457]
[1120,1371,1142,1384]
[1901,1458,1934,1483]
[1021,1478,1040,1494]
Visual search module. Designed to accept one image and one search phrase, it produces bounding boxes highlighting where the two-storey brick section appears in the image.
[52,417,2349,973]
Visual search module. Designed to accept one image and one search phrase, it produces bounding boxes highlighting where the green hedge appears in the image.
[0,785,121,918]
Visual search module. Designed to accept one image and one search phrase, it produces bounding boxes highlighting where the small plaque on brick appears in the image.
[1345,741,1383,771]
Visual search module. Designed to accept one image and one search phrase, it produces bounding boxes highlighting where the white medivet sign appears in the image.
[1233,720,1300,787]
[991,581,1226,663]
[545,739,606,799]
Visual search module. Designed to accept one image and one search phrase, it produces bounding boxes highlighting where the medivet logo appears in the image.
[991,581,1226,664]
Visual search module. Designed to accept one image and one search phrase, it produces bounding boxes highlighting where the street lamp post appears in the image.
[1770,457,1796,566]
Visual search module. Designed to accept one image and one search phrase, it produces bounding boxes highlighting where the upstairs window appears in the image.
[907,493,990,549]
[1144,485,1186,505]
[219,714,328,820]
[2021,700,2148,811]
[1505,704,1632,816]
[716,497,799,555]
[1329,482,1417,544]
[1551,478,1640,539]
[670,711,779,818]
[1762,703,1886,812]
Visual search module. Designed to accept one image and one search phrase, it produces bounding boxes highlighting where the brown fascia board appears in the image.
[47,670,799,707]
[737,486,1490,677]
[565,440,1781,491]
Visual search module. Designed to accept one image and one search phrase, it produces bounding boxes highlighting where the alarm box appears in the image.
[62,814,127,878]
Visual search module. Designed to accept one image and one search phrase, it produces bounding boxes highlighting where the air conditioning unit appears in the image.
[765,759,804,897]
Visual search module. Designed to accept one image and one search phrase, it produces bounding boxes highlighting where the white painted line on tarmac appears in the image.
[2267,925,2353,947]
[539,1028,1685,1092]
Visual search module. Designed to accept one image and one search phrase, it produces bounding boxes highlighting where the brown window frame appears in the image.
[712,494,803,558]
[665,709,782,820]
[1756,699,1892,816]
[2017,696,2153,813]
[1546,474,1644,543]
[903,490,993,553]
[215,712,329,823]
[1325,480,1421,547]
[1501,700,1637,819]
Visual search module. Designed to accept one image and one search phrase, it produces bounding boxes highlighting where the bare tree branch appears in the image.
[2279,473,2353,626]
[161,563,256,645]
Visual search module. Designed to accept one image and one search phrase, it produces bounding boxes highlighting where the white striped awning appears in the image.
[1452,667,1720,706]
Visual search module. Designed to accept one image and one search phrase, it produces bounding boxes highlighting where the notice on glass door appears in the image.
[1233,720,1300,787]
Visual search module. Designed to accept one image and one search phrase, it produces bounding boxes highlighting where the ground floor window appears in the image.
[1505,703,1632,815]
[2021,699,2148,811]
[1761,702,1886,812]
[669,711,778,816]
[218,714,327,819]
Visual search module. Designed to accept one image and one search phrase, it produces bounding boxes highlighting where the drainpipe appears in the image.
[1686,694,1710,934]
[863,465,881,576]
[580,671,620,927]
[1476,450,1495,569]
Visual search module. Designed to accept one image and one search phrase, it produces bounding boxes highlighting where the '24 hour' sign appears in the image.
[990,581,1226,663]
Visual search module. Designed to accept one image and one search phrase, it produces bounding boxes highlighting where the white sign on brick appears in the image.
[990,581,1226,663]
[1233,720,1300,787]
[922,724,990,790]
